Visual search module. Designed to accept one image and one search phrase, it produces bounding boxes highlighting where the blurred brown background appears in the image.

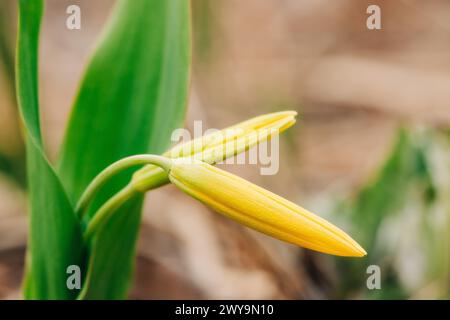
[1,0,450,299]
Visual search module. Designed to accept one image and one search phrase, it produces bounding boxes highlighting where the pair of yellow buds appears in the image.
[80,111,366,257]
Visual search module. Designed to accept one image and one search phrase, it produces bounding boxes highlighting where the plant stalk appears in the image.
[76,154,172,218]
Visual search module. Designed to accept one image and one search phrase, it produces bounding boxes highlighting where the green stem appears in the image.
[79,168,172,299]
[83,183,136,241]
[76,154,172,218]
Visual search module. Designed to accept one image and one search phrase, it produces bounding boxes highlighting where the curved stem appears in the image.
[76,154,172,218]
[83,183,136,241]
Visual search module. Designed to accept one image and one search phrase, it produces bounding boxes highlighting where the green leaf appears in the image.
[16,0,84,299]
[80,195,143,299]
[57,0,191,299]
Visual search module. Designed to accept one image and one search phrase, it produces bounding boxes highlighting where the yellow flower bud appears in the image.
[166,159,366,257]
[166,110,297,158]
[132,111,297,192]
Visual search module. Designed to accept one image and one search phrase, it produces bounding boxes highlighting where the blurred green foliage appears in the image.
[333,128,450,299]
[0,1,26,188]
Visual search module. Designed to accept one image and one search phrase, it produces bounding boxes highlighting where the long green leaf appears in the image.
[16,0,84,299]
[57,0,191,299]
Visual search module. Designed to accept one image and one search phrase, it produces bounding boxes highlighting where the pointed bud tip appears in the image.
[357,247,368,257]
[263,110,298,122]
[278,110,298,118]
[348,243,367,257]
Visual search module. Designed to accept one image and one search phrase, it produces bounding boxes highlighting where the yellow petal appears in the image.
[132,111,297,192]
[166,110,297,158]
[167,159,367,258]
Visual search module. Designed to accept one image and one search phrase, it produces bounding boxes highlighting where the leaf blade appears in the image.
[16,0,84,299]
[57,0,191,299]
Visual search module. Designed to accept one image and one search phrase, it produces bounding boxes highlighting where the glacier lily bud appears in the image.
[76,111,296,216]
[159,158,366,257]
[166,110,296,159]
[132,111,296,192]
[82,112,366,258]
